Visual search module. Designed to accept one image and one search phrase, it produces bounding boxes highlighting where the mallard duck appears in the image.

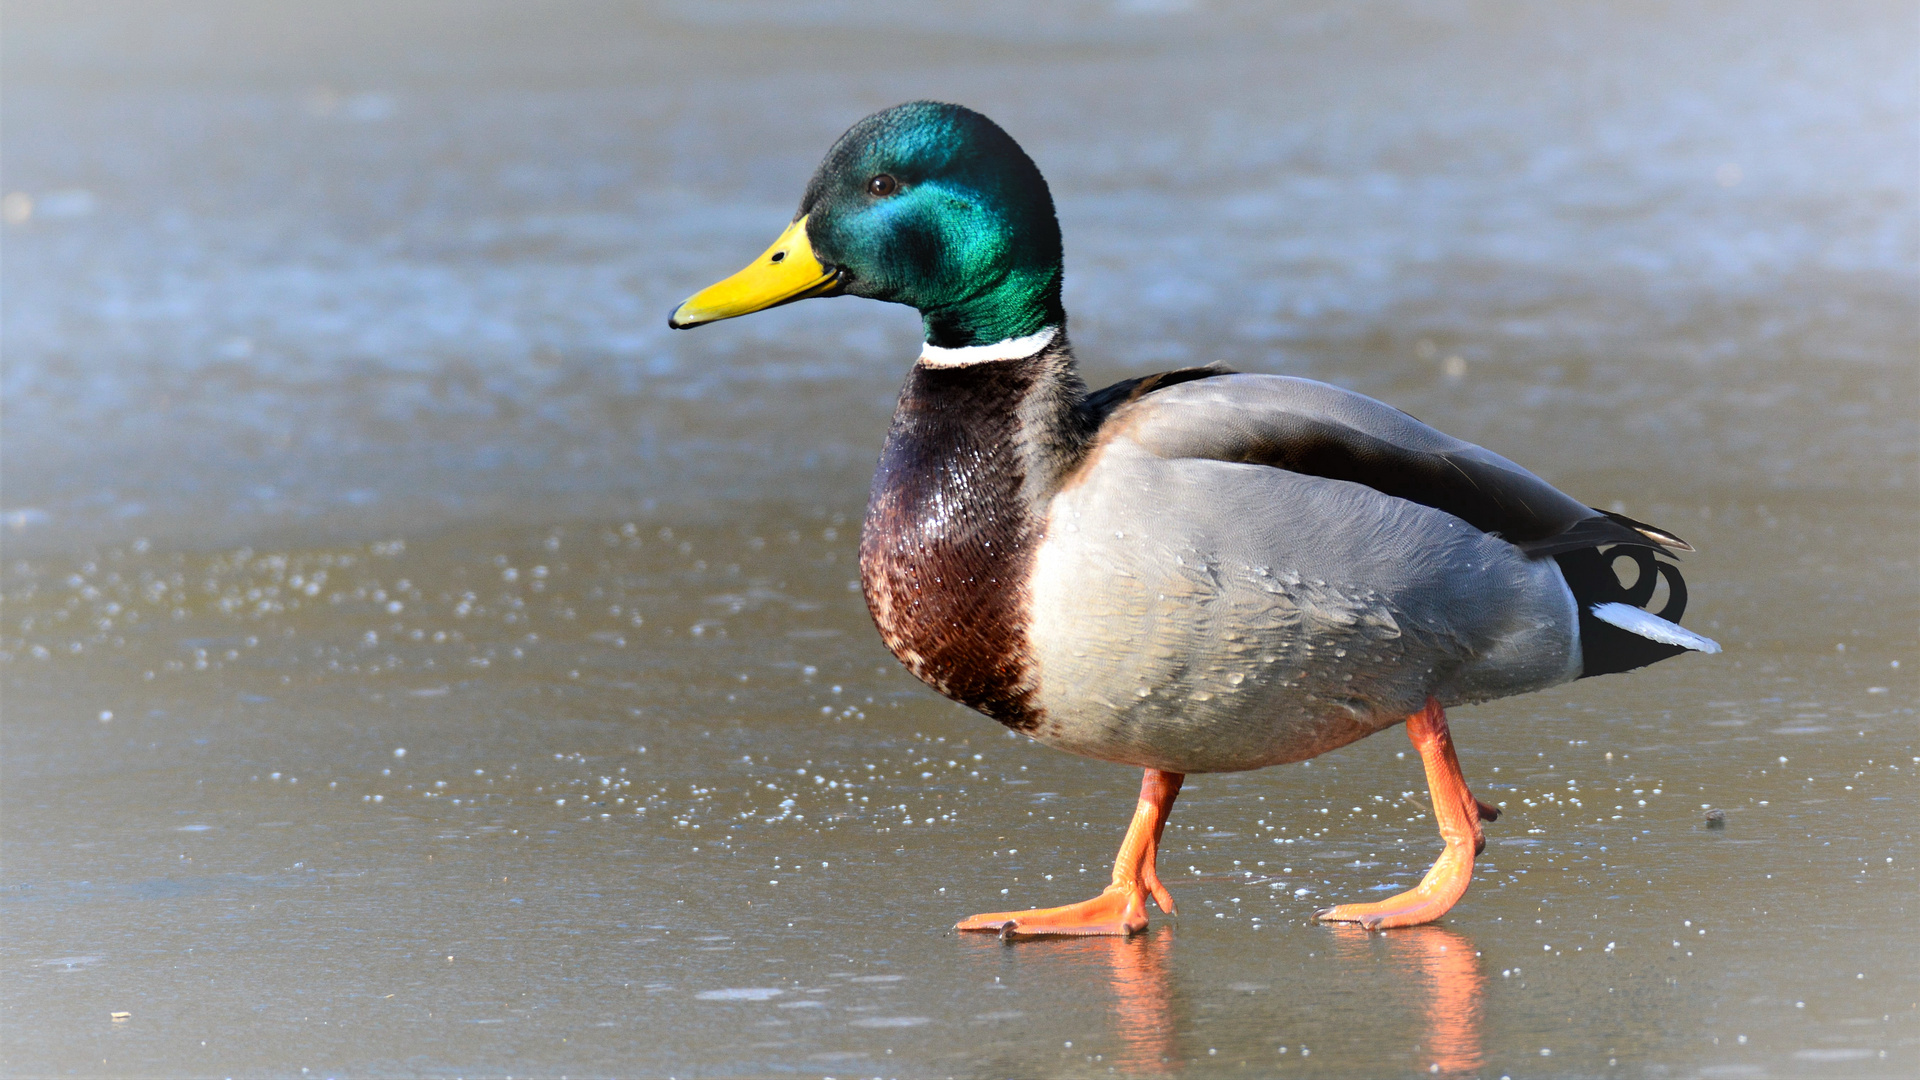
[669,102,1717,935]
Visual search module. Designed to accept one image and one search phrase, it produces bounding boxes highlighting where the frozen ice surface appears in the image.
[2,2,1914,1078]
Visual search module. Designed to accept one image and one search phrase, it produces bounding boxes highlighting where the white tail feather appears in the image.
[1592,602,1721,654]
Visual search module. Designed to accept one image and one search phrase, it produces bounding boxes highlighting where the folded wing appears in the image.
[1088,372,1712,677]
[1092,373,1688,557]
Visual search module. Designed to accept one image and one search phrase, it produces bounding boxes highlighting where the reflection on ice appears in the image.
[1328,925,1488,1077]
[1102,933,1181,1074]
[959,929,1184,1072]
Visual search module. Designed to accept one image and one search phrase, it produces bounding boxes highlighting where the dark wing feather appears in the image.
[1080,363,1237,421]
[1093,372,1688,555]
[1515,509,1692,557]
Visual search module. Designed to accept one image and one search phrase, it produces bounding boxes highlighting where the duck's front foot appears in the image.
[957,883,1154,938]
[956,768,1184,940]
[1315,699,1483,930]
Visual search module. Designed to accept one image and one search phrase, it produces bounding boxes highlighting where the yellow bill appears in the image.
[668,215,840,328]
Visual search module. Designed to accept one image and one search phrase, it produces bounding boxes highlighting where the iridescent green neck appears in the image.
[921,265,1064,349]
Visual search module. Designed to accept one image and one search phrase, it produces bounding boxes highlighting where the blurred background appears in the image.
[3,2,1915,1076]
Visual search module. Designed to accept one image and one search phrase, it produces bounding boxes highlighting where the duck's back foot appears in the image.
[1311,843,1474,930]
[1314,699,1482,930]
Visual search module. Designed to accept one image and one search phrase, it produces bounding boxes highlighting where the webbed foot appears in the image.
[956,769,1183,940]
[1315,700,1483,930]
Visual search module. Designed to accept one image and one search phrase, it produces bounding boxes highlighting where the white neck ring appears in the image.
[917,326,1059,368]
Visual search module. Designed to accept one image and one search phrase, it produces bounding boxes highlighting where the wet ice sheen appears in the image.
[3,2,1916,1078]
[695,987,785,1002]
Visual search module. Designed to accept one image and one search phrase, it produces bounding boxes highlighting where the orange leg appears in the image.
[957,768,1184,938]
[1315,699,1488,930]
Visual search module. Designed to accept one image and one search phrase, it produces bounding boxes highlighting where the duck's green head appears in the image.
[669,102,1063,349]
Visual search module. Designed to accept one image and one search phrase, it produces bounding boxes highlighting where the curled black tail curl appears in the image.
[1555,545,1696,678]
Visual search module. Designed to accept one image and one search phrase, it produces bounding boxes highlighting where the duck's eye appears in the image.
[867,174,899,197]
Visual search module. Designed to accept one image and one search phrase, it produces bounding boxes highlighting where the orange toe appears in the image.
[1140,863,1177,917]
